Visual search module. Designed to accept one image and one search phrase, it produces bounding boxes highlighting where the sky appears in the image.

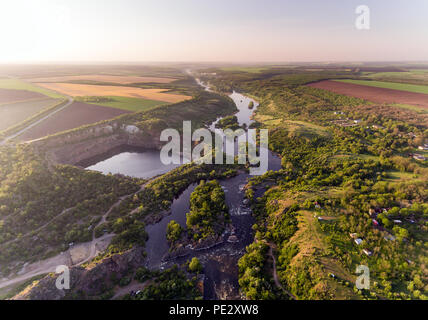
[0,0,427,63]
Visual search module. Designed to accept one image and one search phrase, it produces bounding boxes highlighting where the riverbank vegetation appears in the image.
[0,144,142,276]
[186,180,230,242]
[202,66,427,300]
[166,180,231,252]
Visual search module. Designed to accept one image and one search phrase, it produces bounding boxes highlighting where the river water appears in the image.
[85,77,282,299]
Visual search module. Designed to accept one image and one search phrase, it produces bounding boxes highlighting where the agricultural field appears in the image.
[34,83,191,103]
[0,98,61,131]
[363,69,428,86]
[75,96,166,112]
[28,75,178,84]
[0,88,46,104]
[0,78,65,99]
[0,66,200,142]
[336,79,428,95]
[17,102,130,141]
[308,80,428,109]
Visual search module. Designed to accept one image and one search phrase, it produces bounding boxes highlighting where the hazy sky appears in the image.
[0,0,427,63]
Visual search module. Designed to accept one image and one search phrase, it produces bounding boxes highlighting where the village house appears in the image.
[354,238,363,245]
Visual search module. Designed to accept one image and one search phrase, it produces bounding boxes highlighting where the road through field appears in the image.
[0,97,73,145]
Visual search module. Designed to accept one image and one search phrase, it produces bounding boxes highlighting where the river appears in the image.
[85,76,282,299]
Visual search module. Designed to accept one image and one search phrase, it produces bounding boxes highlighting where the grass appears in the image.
[256,114,331,140]
[384,171,419,182]
[285,210,358,299]
[335,79,428,95]
[0,78,65,99]
[75,96,167,112]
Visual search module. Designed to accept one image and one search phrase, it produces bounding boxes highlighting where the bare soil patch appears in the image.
[18,102,130,141]
[308,80,428,109]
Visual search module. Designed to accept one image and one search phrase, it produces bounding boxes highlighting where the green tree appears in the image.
[188,257,203,273]
[166,220,183,243]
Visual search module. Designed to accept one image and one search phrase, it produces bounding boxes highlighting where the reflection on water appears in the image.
[229,92,258,128]
[82,77,283,298]
[86,150,182,179]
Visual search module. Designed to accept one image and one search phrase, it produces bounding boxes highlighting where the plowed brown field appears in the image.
[18,102,130,141]
[308,80,428,109]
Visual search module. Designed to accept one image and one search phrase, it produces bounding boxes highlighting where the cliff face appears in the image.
[30,121,165,166]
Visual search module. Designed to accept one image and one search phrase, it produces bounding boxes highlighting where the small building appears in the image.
[354,238,363,245]
[418,145,428,151]
[393,220,402,224]
[372,219,379,226]
[363,249,373,256]
[349,233,358,239]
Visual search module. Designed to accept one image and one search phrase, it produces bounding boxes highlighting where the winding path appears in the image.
[268,246,297,300]
[0,183,147,290]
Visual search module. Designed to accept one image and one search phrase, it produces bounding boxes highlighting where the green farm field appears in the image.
[0,78,65,99]
[75,96,167,112]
